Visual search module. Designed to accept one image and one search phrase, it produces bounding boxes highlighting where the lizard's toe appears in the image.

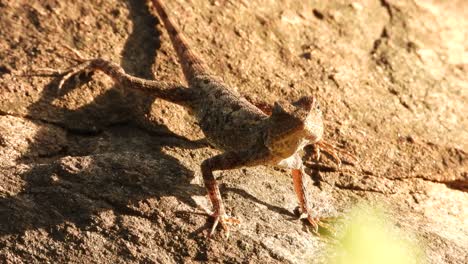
[209,213,240,238]
[302,213,340,235]
[301,212,320,234]
[294,206,329,234]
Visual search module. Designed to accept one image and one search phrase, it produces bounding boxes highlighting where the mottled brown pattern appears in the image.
[45,0,349,236]
[152,0,210,84]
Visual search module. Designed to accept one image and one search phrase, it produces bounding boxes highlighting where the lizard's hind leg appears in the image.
[34,58,193,104]
[200,147,271,237]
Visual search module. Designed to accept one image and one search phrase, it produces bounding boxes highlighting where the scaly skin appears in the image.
[42,0,355,237]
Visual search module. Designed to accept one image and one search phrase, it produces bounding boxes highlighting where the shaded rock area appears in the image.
[0,0,466,263]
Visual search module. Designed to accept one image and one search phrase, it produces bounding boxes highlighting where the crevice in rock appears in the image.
[379,0,393,20]
[370,27,389,57]
[334,183,394,194]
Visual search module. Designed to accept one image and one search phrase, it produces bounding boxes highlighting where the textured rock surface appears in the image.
[0,0,466,263]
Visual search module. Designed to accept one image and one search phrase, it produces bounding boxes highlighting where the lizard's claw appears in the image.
[296,209,339,235]
[209,212,240,238]
[315,140,359,167]
[27,45,92,91]
[295,207,339,235]
[55,60,94,90]
[28,60,93,91]
[299,212,320,233]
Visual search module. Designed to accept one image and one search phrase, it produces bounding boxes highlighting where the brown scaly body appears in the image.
[40,0,355,237]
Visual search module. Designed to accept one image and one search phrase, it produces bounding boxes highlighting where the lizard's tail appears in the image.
[151,0,210,84]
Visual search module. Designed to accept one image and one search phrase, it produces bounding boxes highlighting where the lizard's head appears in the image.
[265,96,323,157]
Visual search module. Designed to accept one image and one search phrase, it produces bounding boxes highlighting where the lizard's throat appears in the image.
[267,132,309,160]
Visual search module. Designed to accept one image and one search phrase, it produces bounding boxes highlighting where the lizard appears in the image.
[40,0,355,237]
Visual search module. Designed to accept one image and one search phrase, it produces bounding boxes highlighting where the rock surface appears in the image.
[0,0,466,263]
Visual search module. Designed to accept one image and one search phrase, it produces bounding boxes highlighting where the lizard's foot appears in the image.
[295,207,337,235]
[315,140,358,167]
[31,60,94,91]
[54,60,94,90]
[298,211,320,233]
[29,46,92,90]
[209,212,240,238]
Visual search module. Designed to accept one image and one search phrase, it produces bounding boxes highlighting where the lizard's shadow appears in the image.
[1,0,292,238]
[0,0,205,238]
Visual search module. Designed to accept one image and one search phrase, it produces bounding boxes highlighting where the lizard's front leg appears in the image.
[278,153,320,232]
[200,147,270,237]
[292,168,319,233]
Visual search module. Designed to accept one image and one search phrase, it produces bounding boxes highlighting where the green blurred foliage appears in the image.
[327,204,425,264]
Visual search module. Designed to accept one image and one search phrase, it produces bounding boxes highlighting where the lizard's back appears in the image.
[152,0,269,151]
[189,75,268,151]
